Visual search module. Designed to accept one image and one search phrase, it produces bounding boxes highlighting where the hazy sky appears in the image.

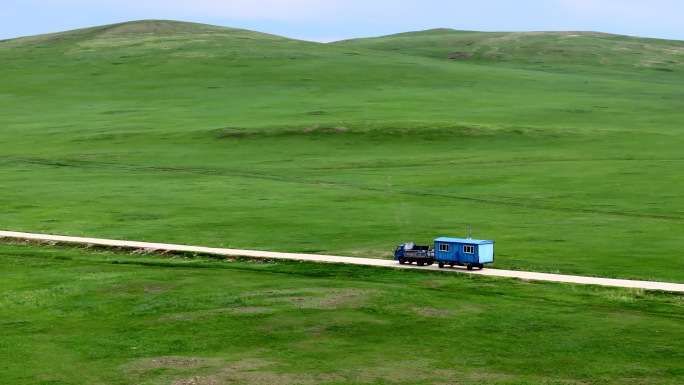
[2,0,683,42]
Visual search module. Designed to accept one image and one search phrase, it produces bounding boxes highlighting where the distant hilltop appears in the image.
[3,19,681,74]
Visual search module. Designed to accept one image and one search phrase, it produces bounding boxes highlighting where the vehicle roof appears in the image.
[434,237,494,245]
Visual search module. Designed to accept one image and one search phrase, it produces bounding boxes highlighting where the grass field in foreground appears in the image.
[1,242,683,385]
[0,20,682,281]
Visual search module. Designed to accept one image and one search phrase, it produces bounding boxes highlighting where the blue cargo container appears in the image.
[434,237,494,270]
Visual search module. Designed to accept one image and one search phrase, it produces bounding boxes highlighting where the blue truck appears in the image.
[394,237,494,270]
[394,242,435,266]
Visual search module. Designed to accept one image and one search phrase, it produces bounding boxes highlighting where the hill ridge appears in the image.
[0,19,300,48]
[331,28,684,75]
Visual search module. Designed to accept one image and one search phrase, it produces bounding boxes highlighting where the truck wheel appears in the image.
[438,262,444,268]
[449,262,455,267]
[467,264,473,270]
[417,261,424,266]
[427,260,434,266]
[399,258,405,264]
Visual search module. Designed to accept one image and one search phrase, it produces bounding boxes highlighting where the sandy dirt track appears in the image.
[1,230,683,292]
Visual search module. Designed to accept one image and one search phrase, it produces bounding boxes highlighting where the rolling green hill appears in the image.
[332,28,684,77]
[2,20,683,385]
[0,20,682,281]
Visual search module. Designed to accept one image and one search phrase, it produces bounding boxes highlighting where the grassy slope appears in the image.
[0,20,683,281]
[2,242,683,385]
[332,29,684,77]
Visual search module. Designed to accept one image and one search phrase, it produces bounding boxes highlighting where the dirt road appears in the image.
[2,230,682,292]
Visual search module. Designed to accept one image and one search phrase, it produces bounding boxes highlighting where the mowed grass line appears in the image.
[1,243,683,385]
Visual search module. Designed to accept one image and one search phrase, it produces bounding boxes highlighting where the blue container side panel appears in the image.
[478,243,494,263]
[461,252,477,264]
[461,245,476,263]
[434,244,454,261]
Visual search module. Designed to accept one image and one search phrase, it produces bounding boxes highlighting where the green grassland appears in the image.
[1,242,683,385]
[0,20,683,282]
